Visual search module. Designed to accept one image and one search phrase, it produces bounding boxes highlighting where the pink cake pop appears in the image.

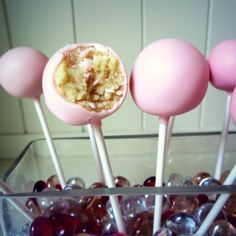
[196,89,236,235]
[0,47,46,99]
[42,43,127,234]
[130,38,209,233]
[0,47,66,188]
[208,40,236,180]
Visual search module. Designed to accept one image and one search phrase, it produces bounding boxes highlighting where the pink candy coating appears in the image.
[130,39,209,117]
[43,43,128,126]
[208,40,236,92]
[0,47,48,99]
[230,87,236,125]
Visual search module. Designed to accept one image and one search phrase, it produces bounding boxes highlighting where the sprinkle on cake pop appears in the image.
[43,43,127,234]
[130,38,209,233]
[0,47,66,188]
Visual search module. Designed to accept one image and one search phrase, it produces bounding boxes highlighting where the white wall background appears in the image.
[0,0,236,163]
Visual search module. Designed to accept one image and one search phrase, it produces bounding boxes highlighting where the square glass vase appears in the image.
[0,133,236,236]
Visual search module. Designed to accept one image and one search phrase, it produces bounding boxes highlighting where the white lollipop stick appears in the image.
[166,116,175,152]
[0,179,34,221]
[34,98,66,188]
[153,117,169,233]
[195,164,236,236]
[91,121,126,234]
[87,124,105,183]
[164,116,175,168]
[214,92,231,180]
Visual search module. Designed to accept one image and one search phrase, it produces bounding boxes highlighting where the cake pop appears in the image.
[207,39,236,180]
[130,38,209,233]
[42,43,127,234]
[0,47,66,188]
[197,85,236,235]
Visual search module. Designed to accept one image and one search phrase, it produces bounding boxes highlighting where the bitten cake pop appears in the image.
[0,47,66,188]
[43,43,127,234]
[130,38,209,233]
[43,43,127,125]
[207,39,236,180]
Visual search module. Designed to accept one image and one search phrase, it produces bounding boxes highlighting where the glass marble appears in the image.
[103,233,125,236]
[172,195,199,214]
[30,216,52,236]
[64,183,82,191]
[153,227,173,236]
[143,176,156,187]
[90,182,107,188]
[144,195,170,214]
[114,176,131,187]
[166,212,198,235]
[47,175,62,190]
[89,182,109,205]
[121,196,147,220]
[194,202,226,225]
[102,218,118,235]
[36,187,59,211]
[128,211,153,235]
[66,207,102,235]
[199,177,222,200]
[199,177,222,187]
[197,194,209,205]
[49,212,77,236]
[33,180,47,192]
[66,176,86,188]
[207,220,236,236]
[224,194,236,219]
[26,198,42,216]
[131,223,153,236]
[167,173,184,187]
[43,199,70,217]
[86,197,108,225]
[182,176,195,187]
[161,210,174,225]
[192,172,212,185]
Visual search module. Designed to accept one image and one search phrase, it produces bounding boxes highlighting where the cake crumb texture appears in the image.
[54,45,125,112]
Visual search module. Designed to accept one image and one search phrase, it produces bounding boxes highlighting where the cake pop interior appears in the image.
[54,45,125,112]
